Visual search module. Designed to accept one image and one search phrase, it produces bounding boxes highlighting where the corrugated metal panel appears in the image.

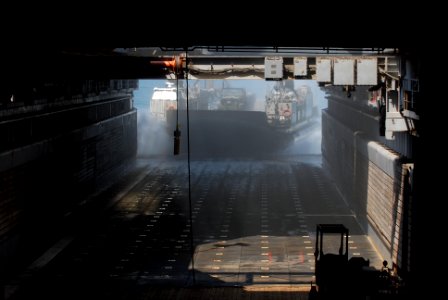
[385,131,412,158]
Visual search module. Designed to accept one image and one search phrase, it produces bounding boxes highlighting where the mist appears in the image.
[134,79,328,158]
[279,121,322,156]
[136,107,172,157]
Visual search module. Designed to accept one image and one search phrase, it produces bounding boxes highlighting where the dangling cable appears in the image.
[173,57,181,155]
[176,57,179,125]
[185,50,196,285]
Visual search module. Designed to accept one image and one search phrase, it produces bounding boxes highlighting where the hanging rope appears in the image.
[173,56,181,155]
[185,50,196,285]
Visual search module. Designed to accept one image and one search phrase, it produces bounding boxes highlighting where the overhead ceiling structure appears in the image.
[110,46,399,82]
[6,41,410,82]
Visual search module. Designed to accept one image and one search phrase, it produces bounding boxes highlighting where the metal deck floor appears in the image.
[6,157,383,299]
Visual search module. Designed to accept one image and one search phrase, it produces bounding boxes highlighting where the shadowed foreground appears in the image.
[139,286,310,300]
